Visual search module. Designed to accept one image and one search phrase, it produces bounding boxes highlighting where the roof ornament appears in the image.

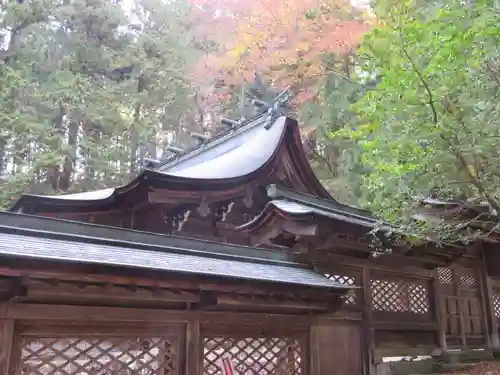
[264,87,293,129]
[143,158,161,168]
[220,117,240,129]
[166,145,184,155]
[190,132,210,144]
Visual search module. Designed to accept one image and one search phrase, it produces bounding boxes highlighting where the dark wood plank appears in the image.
[0,319,15,374]
[6,303,312,325]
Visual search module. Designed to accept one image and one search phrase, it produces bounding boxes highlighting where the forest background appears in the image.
[0,0,498,243]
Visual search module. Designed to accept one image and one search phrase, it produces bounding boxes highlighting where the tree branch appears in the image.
[397,32,438,124]
[0,14,47,62]
[397,28,500,214]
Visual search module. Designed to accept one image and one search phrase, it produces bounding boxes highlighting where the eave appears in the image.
[0,212,353,297]
[10,115,332,214]
[237,186,467,269]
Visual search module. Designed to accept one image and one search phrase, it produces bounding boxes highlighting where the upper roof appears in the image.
[0,211,349,290]
[11,113,332,212]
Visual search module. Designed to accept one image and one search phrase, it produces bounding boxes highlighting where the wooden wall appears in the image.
[316,253,500,371]
[2,255,500,375]
[0,304,313,375]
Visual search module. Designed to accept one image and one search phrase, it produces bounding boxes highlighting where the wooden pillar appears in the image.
[309,325,320,375]
[479,247,500,349]
[186,319,201,375]
[362,266,374,375]
[0,318,15,374]
[431,269,447,351]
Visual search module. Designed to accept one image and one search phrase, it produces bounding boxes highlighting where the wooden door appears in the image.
[438,265,486,348]
[312,323,363,375]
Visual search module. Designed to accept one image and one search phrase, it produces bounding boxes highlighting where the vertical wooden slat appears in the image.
[362,266,374,375]
[0,318,15,375]
[300,333,309,375]
[477,263,491,347]
[432,269,447,351]
[454,268,467,348]
[309,325,320,375]
[186,319,201,375]
[479,246,499,348]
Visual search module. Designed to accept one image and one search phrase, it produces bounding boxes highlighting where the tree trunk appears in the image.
[129,103,142,177]
[60,118,78,191]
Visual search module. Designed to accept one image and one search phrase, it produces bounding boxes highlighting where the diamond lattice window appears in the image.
[493,291,500,319]
[437,267,453,285]
[459,269,477,289]
[371,279,429,314]
[204,337,302,375]
[18,336,177,375]
[324,274,357,304]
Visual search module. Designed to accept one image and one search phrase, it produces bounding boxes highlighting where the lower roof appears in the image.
[0,212,348,290]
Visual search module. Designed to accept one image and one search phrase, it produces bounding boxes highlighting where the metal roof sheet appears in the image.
[270,200,377,228]
[0,231,348,289]
[17,116,286,202]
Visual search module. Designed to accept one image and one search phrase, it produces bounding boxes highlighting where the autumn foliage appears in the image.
[189,0,373,105]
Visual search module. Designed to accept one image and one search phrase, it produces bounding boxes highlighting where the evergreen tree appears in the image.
[0,0,201,208]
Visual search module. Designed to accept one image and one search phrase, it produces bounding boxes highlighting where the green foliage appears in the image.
[299,53,375,205]
[335,0,500,243]
[0,0,200,208]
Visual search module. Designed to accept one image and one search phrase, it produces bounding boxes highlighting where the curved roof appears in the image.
[237,197,378,234]
[11,113,331,212]
[0,211,353,290]
[158,115,287,178]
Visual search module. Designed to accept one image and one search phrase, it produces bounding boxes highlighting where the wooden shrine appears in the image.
[2,99,500,375]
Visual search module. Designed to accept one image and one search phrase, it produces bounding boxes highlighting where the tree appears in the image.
[336,0,500,243]
[190,0,372,107]
[0,0,200,208]
[299,52,376,205]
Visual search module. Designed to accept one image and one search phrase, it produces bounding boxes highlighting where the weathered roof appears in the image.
[11,114,331,212]
[238,199,378,231]
[0,212,348,290]
[264,184,378,225]
[155,115,286,178]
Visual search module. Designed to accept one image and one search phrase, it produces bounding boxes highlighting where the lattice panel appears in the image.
[437,267,453,285]
[371,279,429,314]
[493,291,500,319]
[204,337,302,375]
[459,269,477,289]
[324,273,357,304]
[19,336,177,375]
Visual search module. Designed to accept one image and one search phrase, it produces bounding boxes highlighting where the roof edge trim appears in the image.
[0,211,301,265]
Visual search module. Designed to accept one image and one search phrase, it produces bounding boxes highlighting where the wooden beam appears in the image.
[372,320,438,331]
[0,319,15,374]
[282,220,318,237]
[0,278,27,303]
[374,347,437,362]
[25,279,199,303]
[148,186,247,204]
[5,303,313,324]
[215,295,332,311]
[431,269,447,351]
[0,266,330,300]
[479,245,499,348]
[186,319,201,375]
[362,266,374,375]
[249,222,282,246]
[302,253,433,279]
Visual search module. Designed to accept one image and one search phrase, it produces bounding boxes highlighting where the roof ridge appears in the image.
[154,110,270,170]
